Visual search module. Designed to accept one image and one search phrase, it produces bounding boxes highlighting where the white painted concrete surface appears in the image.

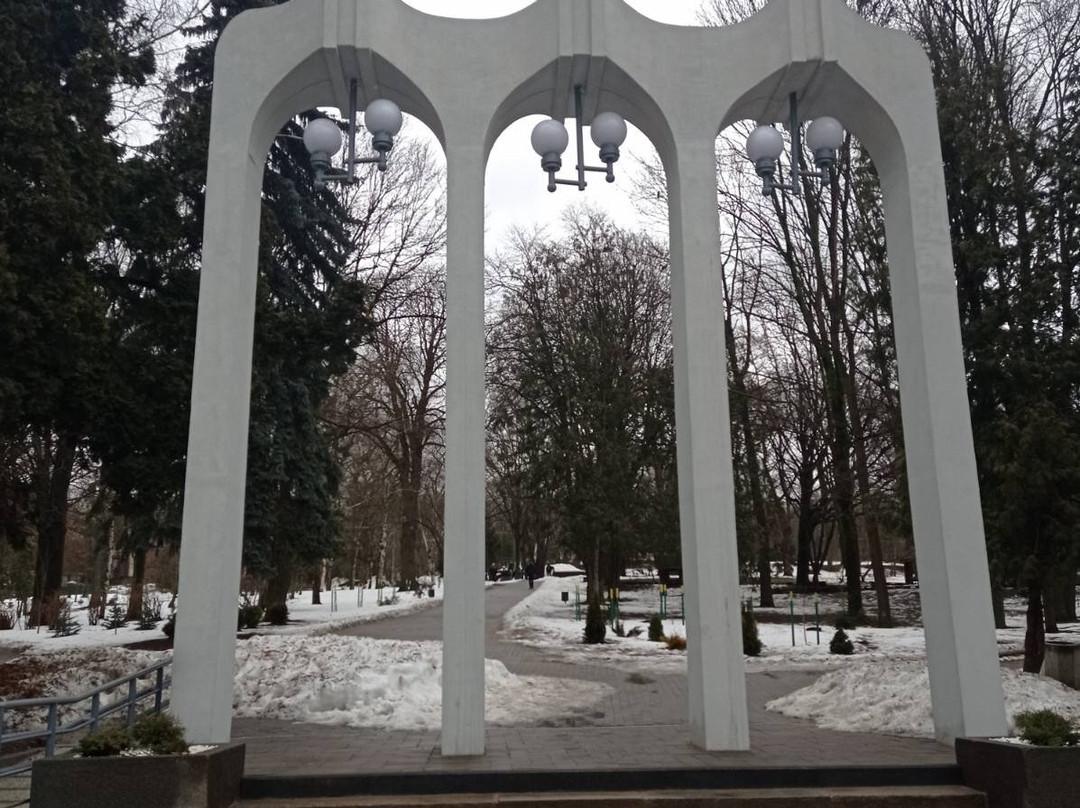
[173,0,1007,751]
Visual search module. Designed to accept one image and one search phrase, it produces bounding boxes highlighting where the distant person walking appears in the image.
[526,562,535,590]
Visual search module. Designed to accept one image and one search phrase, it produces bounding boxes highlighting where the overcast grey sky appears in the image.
[399,1,708,250]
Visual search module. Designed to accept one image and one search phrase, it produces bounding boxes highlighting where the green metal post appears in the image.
[814,594,820,644]
[789,592,796,646]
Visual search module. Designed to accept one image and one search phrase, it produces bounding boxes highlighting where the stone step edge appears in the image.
[236,785,986,807]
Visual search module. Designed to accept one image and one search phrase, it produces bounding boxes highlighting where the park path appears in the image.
[234,578,954,775]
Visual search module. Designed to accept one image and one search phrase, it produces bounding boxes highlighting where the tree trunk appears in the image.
[261,564,293,611]
[991,583,1007,630]
[311,567,322,605]
[1023,585,1045,674]
[398,455,422,586]
[30,431,77,627]
[726,319,773,608]
[87,527,110,624]
[795,467,814,588]
[843,330,891,626]
[125,549,146,621]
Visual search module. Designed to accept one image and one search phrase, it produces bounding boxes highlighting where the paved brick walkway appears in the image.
[234,581,954,775]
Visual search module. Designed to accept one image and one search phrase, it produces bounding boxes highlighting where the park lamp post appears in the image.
[301,80,403,190]
[530,85,628,193]
[745,92,844,197]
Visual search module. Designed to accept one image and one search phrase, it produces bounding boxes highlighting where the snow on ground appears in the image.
[1,636,610,733]
[0,582,455,652]
[502,575,689,673]
[233,634,610,730]
[0,647,166,730]
[501,575,1076,672]
[766,660,1080,738]
[0,589,175,651]
[246,583,447,637]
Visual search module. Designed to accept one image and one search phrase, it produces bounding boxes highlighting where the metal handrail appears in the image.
[0,659,171,779]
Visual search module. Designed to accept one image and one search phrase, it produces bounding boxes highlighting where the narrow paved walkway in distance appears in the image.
[234,580,955,775]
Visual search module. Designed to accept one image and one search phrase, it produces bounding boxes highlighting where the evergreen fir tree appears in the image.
[104,603,128,632]
[50,603,82,638]
[99,0,373,609]
[829,628,854,656]
[136,600,159,630]
[0,0,153,623]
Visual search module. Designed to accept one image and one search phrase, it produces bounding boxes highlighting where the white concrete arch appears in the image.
[173,0,1005,756]
[708,4,1007,745]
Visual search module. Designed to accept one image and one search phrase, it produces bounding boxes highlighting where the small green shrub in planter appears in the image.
[1015,709,1079,747]
[583,600,606,644]
[76,724,134,757]
[264,603,289,625]
[648,614,664,642]
[830,627,855,655]
[132,712,188,755]
[742,605,763,656]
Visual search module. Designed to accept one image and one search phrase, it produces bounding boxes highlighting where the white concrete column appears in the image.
[667,138,751,751]
[879,127,1008,742]
[440,137,487,756]
[172,111,264,744]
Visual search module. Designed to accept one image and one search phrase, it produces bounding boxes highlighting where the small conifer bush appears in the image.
[742,605,763,656]
[132,712,188,755]
[240,604,263,629]
[76,724,133,757]
[1015,710,1079,747]
[830,627,855,655]
[137,601,160,630]
[50,603,81,637]
[583,600,607,644]
[648,614,664,642]
[104,602,128,632]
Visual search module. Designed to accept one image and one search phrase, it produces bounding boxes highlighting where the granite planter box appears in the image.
[956,737,1080,808]
[30,742,244,808]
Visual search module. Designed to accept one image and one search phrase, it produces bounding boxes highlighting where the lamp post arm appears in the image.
[347,79,359,183]
[573,85,587,190]
[788,92,802,199]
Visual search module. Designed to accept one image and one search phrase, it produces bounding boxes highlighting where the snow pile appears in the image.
[1,647,167,731]
[232,634,610,729]
[766,660,1080,737]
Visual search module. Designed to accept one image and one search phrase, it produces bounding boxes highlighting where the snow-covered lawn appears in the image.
[0,589,176,651]
[502,575,1077,672]
[0,582,452,652]
[766,660,1080,738]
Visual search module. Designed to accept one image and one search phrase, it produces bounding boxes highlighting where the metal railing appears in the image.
[0,659,171,782]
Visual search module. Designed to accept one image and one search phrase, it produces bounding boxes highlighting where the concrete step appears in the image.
[235,785,987,807]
